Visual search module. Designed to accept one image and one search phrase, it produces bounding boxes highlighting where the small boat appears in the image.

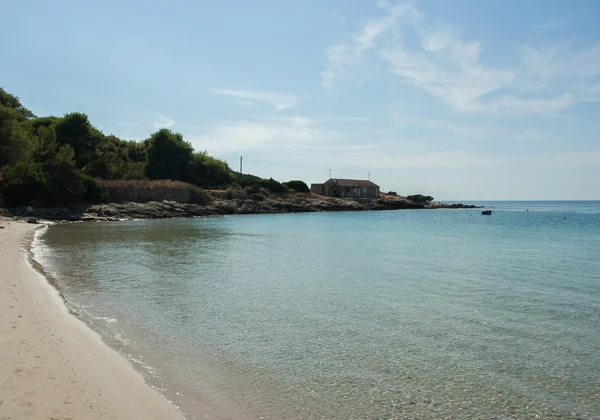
[481,210,492,215]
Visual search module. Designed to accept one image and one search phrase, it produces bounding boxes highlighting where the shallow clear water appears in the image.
[34,203,600,419]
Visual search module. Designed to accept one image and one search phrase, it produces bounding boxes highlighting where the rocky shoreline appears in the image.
[1,193,480,223]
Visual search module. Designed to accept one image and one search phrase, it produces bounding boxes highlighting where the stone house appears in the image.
[310,178,380,199]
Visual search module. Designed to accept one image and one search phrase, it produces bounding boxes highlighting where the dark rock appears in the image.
[27,218,39,224]
[2,191,481,223]
[213,201,237,214]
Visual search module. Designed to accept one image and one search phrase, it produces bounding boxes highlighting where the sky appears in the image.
[2,0,600,200]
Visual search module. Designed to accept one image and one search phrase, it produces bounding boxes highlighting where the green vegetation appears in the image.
[235,174,288,193]
[283,180,310,193]
[1,87,438,210]
[407,194,434,203]
[0,87,293,207]
[250,193,266,201]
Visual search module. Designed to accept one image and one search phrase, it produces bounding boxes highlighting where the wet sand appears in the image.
[0,219,185,419]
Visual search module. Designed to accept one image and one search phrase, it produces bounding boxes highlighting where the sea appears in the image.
[31,201,600,419]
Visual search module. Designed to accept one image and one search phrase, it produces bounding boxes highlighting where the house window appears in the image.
[346,187,350,193]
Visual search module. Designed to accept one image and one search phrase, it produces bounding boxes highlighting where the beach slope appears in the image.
[0,220,184,420]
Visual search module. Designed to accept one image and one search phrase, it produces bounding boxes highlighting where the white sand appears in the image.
[0,220,185,419]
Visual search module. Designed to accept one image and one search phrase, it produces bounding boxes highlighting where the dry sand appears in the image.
[0,219,185,420]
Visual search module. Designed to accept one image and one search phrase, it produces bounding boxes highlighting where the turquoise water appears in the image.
[455,201,600,213]
[33,203,600,419]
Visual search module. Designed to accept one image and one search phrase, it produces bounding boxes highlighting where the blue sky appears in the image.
[2,0,600,199]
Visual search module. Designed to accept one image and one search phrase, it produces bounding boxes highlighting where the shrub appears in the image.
[42,159,87,205]
[387,191,398,196]
[116,161,146,180]
[235,174,262,189]
[407,194,434,203]
[188,186,214,205]
[234,174,287,194]
[145,128,193,181]
[83,176,109,203]
[190,152,233,187]
[0,161,111,206]
[244,185,260,194]
[251,193,265,201]
[0,161,47,206]
[259,177,288,193]
[283,180,309,193]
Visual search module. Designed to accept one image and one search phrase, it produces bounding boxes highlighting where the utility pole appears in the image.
[329,169,331,179]
[240,156,243,175]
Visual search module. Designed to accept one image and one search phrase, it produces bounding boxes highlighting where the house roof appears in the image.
[330,178,379,187]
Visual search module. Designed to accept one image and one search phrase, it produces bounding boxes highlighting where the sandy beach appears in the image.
[0,219,184,420]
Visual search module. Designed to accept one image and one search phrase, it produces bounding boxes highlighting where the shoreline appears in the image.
[0,219,186,419]
[1,193,480,223]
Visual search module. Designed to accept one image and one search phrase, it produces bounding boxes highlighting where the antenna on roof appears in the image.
[368,172,370,181]
[329,169,331,179]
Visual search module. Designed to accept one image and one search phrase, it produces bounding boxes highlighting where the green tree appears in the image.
[42,145,87,206]
[28,116,60,134]
[190,151,232,186]
[283,180,309,193]
[54,112,103,168]
[55,144,76,165]
[259,177,287,193]
[36,125,58,162]
[0,88,35,121]
[83,135,121,179]
[145,129,193,181]
[0,161,47,206]
[123,140,147,162]
[0,104,34,166]
[406,194,434,203]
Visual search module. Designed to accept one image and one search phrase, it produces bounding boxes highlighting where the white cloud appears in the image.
[399,117,496,138]
[189,116,343,153]
[153,115,175,129]
[519,43,600,103]
[321,2,420,89]
[209,89,299,110]
[316,116,372,124]
[340,150,513,169]
[337,149,600,170]
[321,1,600,116]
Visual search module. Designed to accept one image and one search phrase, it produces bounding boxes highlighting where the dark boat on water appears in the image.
[481,210,492,215]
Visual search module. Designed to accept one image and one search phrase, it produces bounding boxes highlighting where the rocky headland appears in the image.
[1,190,479,223]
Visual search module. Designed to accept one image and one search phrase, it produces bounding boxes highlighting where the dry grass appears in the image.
[97,179,191,190]
[379,193,405,201]
[97,179,214,205]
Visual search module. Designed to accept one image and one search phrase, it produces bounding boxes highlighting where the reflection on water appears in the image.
[35,207,600,419]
